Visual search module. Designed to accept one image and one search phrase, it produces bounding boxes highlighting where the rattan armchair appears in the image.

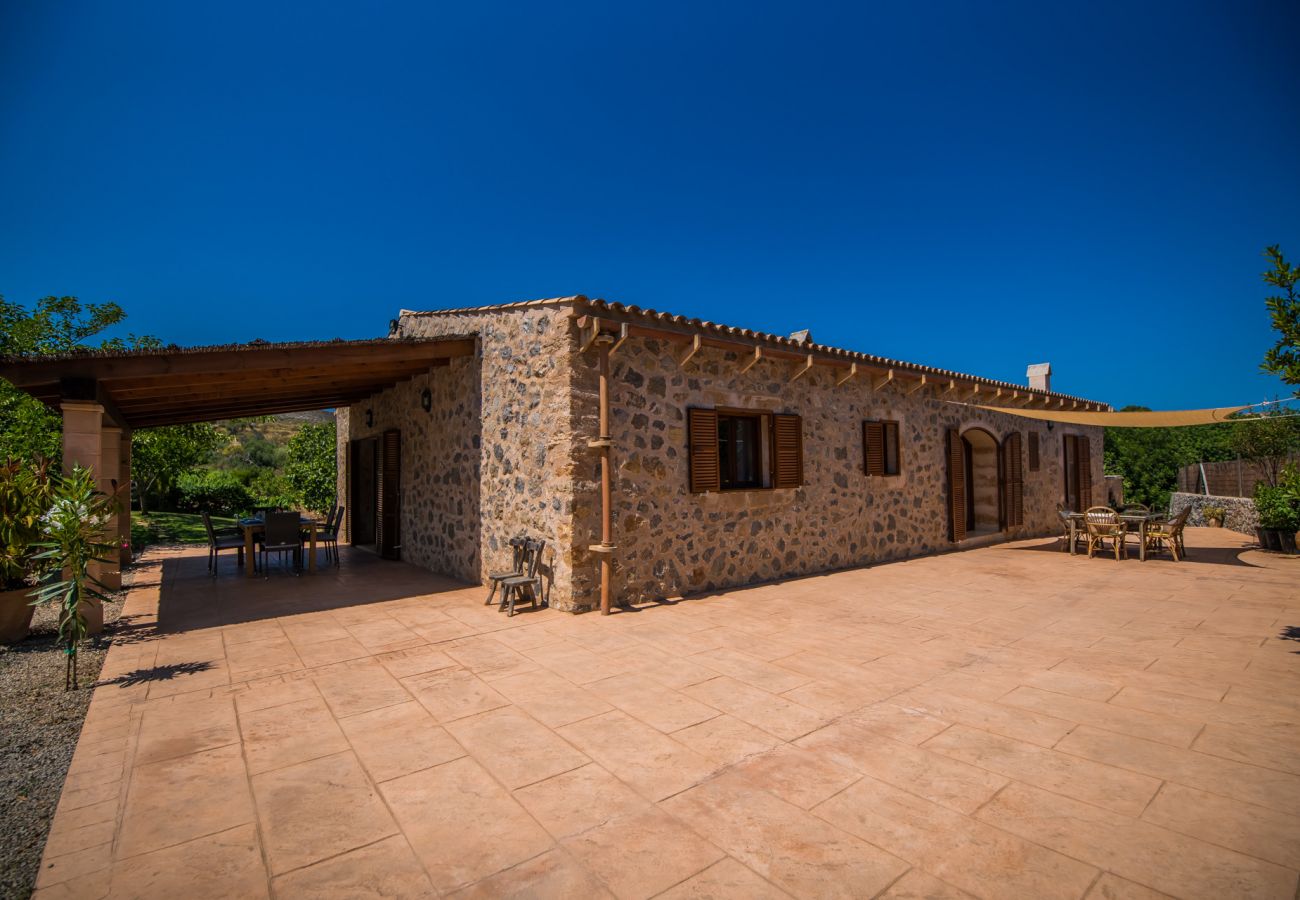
[1144,506,1190,561]
[1084,506,1126,560]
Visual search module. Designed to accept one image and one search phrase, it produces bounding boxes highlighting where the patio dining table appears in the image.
[238,515,327,578]
[1067,511,1163,562]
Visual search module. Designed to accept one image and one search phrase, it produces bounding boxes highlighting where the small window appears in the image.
[863,420,901,477]
[687,407,803,492]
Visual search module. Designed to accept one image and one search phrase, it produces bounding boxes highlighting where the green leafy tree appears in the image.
[285,422,337,514]
[1228,413,1300,487]
[1,294,156,463]
[132,424,226,513]
[1261,245,1300,393]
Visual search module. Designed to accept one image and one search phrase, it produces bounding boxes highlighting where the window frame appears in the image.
[863,418,902,477]
[716,408,770,492]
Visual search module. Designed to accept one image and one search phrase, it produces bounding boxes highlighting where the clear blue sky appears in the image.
[2,1,1296,409]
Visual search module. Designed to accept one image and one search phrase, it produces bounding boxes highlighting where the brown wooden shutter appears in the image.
[772,414,803,488]
[1028,431,1040,471]
[863,421,885,476]
[377,428,401,559]
[1077,435,1092,507]
[1005,431,1024,527]
[687,408,720,493]
[946,429,966,542]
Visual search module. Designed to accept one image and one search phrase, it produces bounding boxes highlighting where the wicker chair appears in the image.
[1084,507,1126,560]
[1144,506,1191,561]
[1057,509,1083,553]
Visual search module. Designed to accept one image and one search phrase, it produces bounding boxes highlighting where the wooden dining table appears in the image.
[1066,511,1162,561]
[239,516,326,578]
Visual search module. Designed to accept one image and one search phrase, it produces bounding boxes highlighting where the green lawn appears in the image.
[131,511,234,552]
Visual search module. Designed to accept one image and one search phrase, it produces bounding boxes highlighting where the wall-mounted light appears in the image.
[1046,420,1054,432]
[420,388,432,413]
[365,409,374,428]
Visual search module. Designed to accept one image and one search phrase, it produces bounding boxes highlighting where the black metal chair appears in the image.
[498,539,545,617]
[319,505,343,566]
[485,536,527,605]
[258,511,303,576]
[202,511,245,575]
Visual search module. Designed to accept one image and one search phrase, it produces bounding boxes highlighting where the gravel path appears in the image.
[1,600,120,900]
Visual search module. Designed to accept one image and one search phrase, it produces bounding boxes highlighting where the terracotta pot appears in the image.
[1206,518,1223,528]
[0,586,36,643]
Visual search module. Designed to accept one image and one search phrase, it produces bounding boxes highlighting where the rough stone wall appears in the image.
[1169,491,1258,535]
[569,335,1104,605]
[354,305,586,609]
[345,356,483,583]
[334,408,350,540]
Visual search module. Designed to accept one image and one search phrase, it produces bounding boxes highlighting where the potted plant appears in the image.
[1253,484,1298,553]
[29,466,118,689]
[0,458,55,643]
[1202,505,1226,528]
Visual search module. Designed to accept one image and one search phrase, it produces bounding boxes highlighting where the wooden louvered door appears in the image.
[349,438,378,548]
[377,429,401,560]
[772,414,803,488]
[946,429,966,542]
[688,408,720,493]
[1003,431,1023,528]
[1028,431,1040,471]
[1077,435,1092,508]
[1063,434,1092,511]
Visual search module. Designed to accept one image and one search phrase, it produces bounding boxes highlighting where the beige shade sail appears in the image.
[972,405,1251,427]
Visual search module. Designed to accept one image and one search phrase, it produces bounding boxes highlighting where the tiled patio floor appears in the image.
[33,529,1300,899]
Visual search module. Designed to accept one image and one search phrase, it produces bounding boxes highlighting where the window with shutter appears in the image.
[863,420,901,477]
[772,414,803,488]
[687,408,720,493]
[377,428,402,560]
[1028,431,1040,472]
[946,428,966,542]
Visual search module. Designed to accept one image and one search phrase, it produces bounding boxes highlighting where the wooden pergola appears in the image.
[0,336,475,597]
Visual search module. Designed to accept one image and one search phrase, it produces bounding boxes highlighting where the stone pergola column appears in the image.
[59,400,107,634]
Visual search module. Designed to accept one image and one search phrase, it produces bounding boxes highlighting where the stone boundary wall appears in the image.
[1168,491,1258,536]
[570,333,1106,606]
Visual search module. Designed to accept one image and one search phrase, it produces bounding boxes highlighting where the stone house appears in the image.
[338,297,1108,612]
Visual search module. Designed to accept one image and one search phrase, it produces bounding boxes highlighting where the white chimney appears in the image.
[1027,363,1052,393]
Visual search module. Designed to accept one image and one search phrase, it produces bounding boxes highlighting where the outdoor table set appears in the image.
[203,506,342,577]
[1061,505,1190,562]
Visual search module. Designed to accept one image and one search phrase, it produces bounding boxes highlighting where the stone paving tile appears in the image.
[664,771,910,898]
[654,858,791,899]
[562,806,726,899]
[977,782,1298,900]
[558,710,717,801]
[106,823,268,900]
[36,533,1300,900]
[813,775,1099,900]
[271,834,435,899]
[1056,725,1300,814]
[250,750,398,875]
[445,705,588,789]
[1141,783,1300,870]
[380,756,554,894]
[337,699,465,783]
[116,743,254,859]
[922,723,1162,816]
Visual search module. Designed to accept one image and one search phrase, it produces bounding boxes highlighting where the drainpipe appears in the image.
[591,333,616,614]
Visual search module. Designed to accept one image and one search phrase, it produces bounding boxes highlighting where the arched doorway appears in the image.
[962,428,1001,537]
